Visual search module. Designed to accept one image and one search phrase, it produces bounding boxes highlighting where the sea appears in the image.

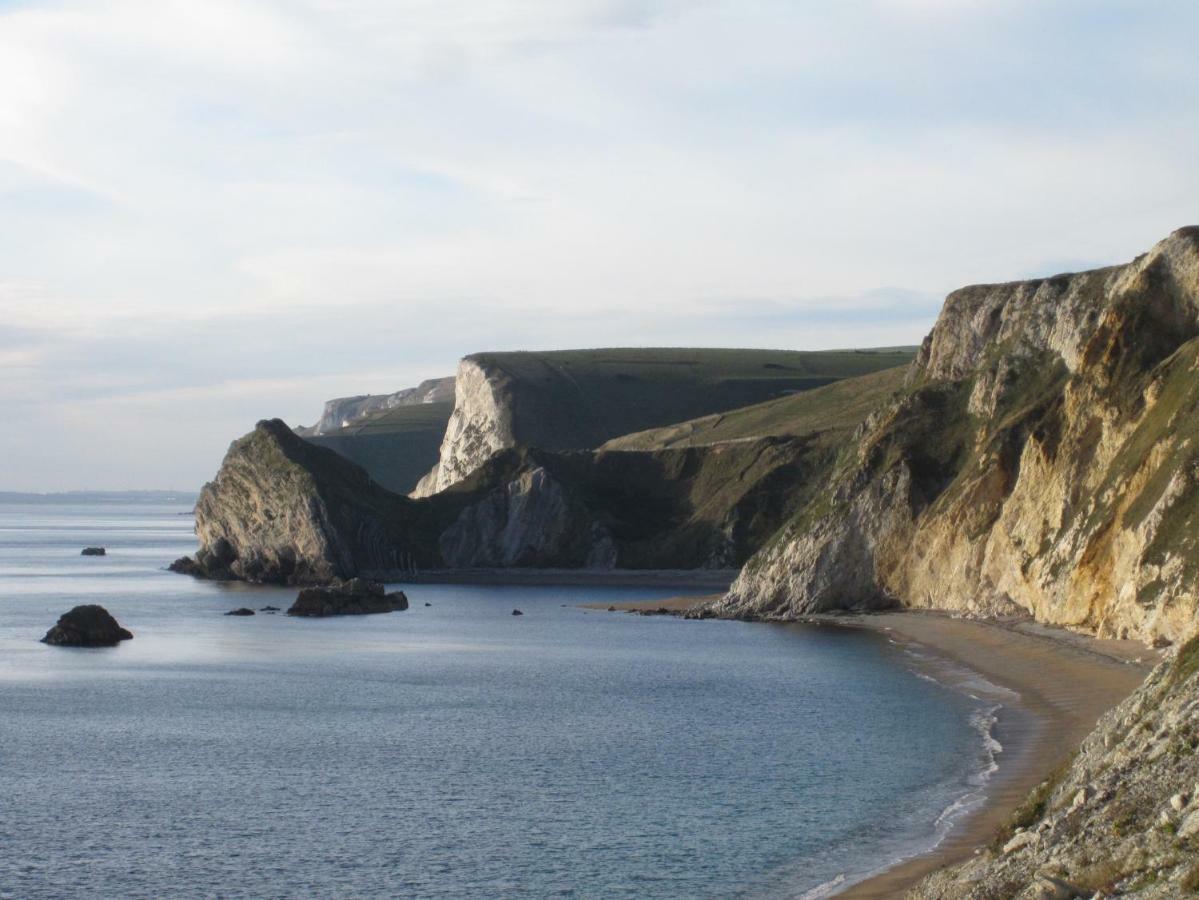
[0,496,1007,899]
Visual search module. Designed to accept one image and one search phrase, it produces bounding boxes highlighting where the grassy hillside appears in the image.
[304,401,453,494]
[602,364,909,451]
[470,346,916,452]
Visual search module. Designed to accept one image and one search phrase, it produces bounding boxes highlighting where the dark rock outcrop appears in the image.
[180,419,448,585]
[41,605,133,646]
[180,419,827,584]
[287,578,409,617]
[225,608,255,616]
[511,609,523,616]
[80,547,106,556]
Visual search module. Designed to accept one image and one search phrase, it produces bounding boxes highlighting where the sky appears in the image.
[2,0,1197,491]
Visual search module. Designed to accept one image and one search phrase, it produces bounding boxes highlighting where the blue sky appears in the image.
[1,0,1197,490]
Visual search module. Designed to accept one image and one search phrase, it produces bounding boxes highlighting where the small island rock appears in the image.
[80,547,106,556]
[225,608,255,616]
[287,577,409,617]
[512,609,523,616]
[42,605,132,646]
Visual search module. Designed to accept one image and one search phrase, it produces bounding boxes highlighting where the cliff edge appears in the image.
[708,227,1199,644]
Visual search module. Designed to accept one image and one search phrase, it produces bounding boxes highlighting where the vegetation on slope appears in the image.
[601,365,909,450]
[304,401,453,494]
[468,346,916,452]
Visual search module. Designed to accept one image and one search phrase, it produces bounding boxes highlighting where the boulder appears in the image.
[512,609,523,616]
[287,578,409,617]
[41,605,132,646]
[80,547,106,556]
[259,605,280,612]
[225,608,255,616]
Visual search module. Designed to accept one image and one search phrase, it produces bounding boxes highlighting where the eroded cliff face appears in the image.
[713,228,1199,644]
[412,359,514,497]
[182,419,444,584]
[439,466,617,568]
[180,416,823,582]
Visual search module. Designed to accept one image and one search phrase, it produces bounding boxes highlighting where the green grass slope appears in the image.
[602,364,909,451]
[304,401,453,494]
[470,346,917,452]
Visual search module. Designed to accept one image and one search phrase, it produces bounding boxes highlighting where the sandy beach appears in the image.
[589,598,1156,898]
[396,569,738,589]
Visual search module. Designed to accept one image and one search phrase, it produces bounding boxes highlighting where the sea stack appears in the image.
[41,605,133,646]
[287,578,409,617]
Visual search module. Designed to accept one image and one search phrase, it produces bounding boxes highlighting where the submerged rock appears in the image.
[259,605,280,612]
[287,578,409,617]
[80,547,106,556]
[511,609,523,616]
[41,605,132,646]
[225,608,255,616]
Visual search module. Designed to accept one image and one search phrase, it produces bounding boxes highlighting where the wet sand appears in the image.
[589,598,1155,898]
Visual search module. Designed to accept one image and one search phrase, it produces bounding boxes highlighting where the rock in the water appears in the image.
[225,608,255,616]
[512,608,523,616]
[287,578,409,617]
[424,602,432,607]
[41,605,132,646]
[80,547,106,556]
[260,605,280,612]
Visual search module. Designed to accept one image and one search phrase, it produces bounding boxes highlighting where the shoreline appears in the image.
[394,568,737,589]
[590,599,1155,898]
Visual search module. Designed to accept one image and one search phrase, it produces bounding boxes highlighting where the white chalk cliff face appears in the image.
[301,376,454,436]
[412,359,515,498]
[438,466,617,568]
[712,227,1199,644]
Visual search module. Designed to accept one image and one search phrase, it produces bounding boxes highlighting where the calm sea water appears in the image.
[0,499,999,899]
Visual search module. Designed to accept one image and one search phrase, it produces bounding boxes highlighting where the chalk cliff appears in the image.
[708,227,1199,644]
[299,376,454,436]
[175,420,827,581]
[412,347,915,497]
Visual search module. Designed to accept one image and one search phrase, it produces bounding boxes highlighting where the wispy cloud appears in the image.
[1,0,1196,488]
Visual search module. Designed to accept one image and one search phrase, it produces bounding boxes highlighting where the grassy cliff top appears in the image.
[464,346,917,452]
[302,401,454,494]
[468,346,917,383]
[602,364,909,450]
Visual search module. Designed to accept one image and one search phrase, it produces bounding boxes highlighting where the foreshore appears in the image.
[590,598,1156,898]
[395,568,738,589]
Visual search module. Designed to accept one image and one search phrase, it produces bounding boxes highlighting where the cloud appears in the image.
[1,0,1197,488]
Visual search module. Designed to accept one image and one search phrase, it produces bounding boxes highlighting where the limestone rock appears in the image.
[178,419,441,585]
[712,227,1199,645]
[41,605,133,646]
